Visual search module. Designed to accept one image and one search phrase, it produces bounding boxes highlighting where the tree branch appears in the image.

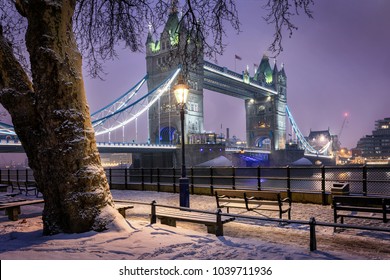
[74,0,154,78]
[0,24,33,96]
[15,0,29,17]
[264,0,314,56]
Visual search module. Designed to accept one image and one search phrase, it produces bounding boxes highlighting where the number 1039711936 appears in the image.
[212,266,272,276]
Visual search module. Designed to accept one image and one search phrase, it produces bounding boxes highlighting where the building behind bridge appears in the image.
[353,117,390,164]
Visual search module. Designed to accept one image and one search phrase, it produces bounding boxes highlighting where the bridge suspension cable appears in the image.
[286,105,331,155]
[0,122,16,136]
[0,69,181,140]
[91,74,148,128]
[92,68,181,136]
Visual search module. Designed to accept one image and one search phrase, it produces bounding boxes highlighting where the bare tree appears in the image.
[264,0,314,55]
[0,0,124,235]
[0,0,312,235]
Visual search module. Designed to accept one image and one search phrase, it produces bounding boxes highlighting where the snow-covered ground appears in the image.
[1,189,390,260]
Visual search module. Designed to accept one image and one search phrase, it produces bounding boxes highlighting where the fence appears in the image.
[2,165,389,198]
[105,165,390,197]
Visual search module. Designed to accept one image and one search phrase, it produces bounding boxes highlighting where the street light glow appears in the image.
[174,74,189,105]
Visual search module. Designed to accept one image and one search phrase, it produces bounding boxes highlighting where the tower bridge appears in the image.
[0,7,335,167]
[146,8,287,154]
[203,61,277,99]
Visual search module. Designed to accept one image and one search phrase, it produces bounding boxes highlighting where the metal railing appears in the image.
[1,165,390,200]
[104,165,390,198]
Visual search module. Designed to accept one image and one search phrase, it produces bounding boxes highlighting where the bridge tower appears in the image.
[246,55,287,150]
[145,5,204,145]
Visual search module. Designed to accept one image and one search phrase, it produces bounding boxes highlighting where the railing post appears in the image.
[321,165,326,205]
[216,209,223,236]
[257,166,261,191]
[309,217,317,251]
[150,201,157,224]
[157,168,160,192]
[210,167,214,195]
[150,168,153,184]
[124,168,128,190]
[286,166,291,201]
[7,169,10,186]
[141,168,145,191]
[0,169,2,184]
[25,169,28,184]
[232,166,236,190]
[172,167,177,193]
[362,164,367,196]
[190,167,194,194]
[108,168,112,188]
[16,169,19,182]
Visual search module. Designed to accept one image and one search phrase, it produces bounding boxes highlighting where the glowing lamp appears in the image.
[174,74,189,105]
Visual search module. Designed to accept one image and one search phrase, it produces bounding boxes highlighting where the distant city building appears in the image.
[348,148,365,164]
[336,147,352,165]
[355,117,390,163]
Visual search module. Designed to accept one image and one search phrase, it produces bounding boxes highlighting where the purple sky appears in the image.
[85,0,390,149]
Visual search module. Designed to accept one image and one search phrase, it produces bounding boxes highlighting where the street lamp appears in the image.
[174,74,190,208]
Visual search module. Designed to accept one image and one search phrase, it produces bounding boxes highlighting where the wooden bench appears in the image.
[10,181,38,196]
[115,204,134,218]
[333,195,390,229]
[152,207,235,236]
[0,195,25,204]
[114,200,135,218]
[215,189,291,219]
[215,189,247,213]
[0,199,44,221]
[20,181,39,196]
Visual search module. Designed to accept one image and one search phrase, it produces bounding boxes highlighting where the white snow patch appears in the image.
[0,190,389,260]
[95,205,132,233]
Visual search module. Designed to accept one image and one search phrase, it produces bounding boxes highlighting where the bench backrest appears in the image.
[214,189,247,198]
[214,190,282,199]
[0,199,44,209]
[244,191,281,201]
[333,195,390,207]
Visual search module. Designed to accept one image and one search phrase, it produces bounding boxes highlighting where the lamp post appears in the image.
[174,74,190,208]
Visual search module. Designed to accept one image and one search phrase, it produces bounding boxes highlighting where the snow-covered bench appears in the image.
[150,204,235,236]
[115,204,134,218]
[0,199,44,221]
[332,195,390,231]
[215,189,291,219]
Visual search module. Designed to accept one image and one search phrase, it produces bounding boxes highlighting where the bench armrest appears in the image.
[281,197,291,206]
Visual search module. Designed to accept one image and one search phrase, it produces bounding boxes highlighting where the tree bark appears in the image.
[0,0,123,234]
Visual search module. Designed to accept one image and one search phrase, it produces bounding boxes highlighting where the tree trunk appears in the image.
[0,0,124,234]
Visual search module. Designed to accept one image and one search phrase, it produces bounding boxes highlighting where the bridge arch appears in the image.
[159,126,177,144]
[255,136,272,151]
